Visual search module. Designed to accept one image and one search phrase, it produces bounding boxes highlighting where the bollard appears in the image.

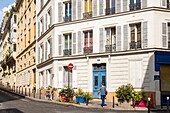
[33,89,35,98]
[25,88,27,96]
[39,89,41,99]
[148,97,151,113]
[22,87,23,95]
[29,88,30,97]
[112,96,114,108]
[167,97,169,113]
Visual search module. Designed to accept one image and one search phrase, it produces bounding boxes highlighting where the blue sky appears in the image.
[0,0,16,24]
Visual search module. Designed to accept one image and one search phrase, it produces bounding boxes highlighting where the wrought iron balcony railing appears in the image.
[105,7,115,15]
[63,16,72,22]
[84,46,93,54]
[63,49,72,56]
[130,41,141,49]
[105,44,116,52]
[83,12,92,19]
[129,3,141,11]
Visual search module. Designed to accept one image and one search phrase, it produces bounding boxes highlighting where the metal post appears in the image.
[39,89,41,99]
[33,89,35,98]
[29,88,30,97]
[22,87,23,95]
[148,97,151,113]
[167,97,169,113]
[112,96,114,108]
[25,88,27,96]
[68,70,70,89]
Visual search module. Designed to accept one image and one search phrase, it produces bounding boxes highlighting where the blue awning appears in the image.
[155,51,170,71]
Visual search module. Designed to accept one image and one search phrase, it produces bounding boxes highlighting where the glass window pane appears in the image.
[94,76,98,86]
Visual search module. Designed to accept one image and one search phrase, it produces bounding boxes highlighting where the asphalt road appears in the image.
[0,89,167,113]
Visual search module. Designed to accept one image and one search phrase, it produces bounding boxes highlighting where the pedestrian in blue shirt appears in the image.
[98,83,107,107]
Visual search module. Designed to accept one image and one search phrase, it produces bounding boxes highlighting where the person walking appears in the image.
[98,83,107,107]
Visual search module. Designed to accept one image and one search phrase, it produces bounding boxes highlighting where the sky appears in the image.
[0,0,16,25]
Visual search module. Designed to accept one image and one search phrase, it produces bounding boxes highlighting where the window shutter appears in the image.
[72,66,77,88]
[58,2,63,22]
[58,66,63,88]
[78,31,82,54]
[142,0,147,8]
[116,0,121,13]
[58,35,62,55]
[93,0,97,17]
[45,41,47,60]
[42,44,44,62]
[72,0,76,20]
[99,0,103,15]
[162,23,167,47]
[50,9,52,26]
[123,0,127,12]
[38,22,40,37]
[116,26,121,51]
[123,25,128,50]
[38,47,40,63]
[72,33,76,55]
[142,21,148,48]
[99,28,104,52]
[77,0,82,19]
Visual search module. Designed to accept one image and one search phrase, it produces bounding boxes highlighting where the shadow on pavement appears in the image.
[0,108,23,113]
[0,89,25,103]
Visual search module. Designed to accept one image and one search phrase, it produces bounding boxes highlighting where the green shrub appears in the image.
[131,91,145,102]
[75,88,84,96]
[115,83,134,102]
[82,92,93,101]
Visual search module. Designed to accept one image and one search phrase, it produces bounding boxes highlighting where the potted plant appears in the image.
[131,91,146,107]
[115,83,134,104]
[82,92,93,106]
[75,88,86,103]
[59,87,74,102]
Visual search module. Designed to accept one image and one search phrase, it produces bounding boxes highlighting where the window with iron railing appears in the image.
[129,23,141,49]
[105,0,115,15]
[63,33,72,56]
[64,2,72,22]
[105,27,116,52]
[83,30,93,54]
[129,0,141,11]
[83,0,92,19]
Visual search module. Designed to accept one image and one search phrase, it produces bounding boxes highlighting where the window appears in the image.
[40,44,44,62]
[40,17,44,35]
[105,27,116,52]
[64,2,72,22]
[34,23,36,38]
[63,66,72,87]
[83,0,92,19]
[14,15,17,23]
[40,0,44,9]
[13,43,16,52]
[28,29,31,43]
[130,23,141,49]
[83,30,93,54]
[24,35,26,47]
[63,34,72,55]
[47,9,52,28]
[129,0,141,11]
[105,0,115,15]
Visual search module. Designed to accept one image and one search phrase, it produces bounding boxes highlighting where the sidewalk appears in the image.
[0,87,148,111]
[25,95,148,111]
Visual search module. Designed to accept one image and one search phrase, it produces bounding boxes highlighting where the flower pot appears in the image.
[76,96,86,103]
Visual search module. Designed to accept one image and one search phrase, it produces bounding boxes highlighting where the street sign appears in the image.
[68,63,74,70]
[154,75,160,80]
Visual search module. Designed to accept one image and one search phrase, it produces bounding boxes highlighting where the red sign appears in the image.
[68,63,74,70]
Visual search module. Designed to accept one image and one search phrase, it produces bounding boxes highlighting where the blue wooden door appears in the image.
[93,64,106,98]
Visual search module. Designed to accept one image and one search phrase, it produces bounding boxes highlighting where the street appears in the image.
[0,89,167,113]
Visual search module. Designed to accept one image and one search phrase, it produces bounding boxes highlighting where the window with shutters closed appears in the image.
[105,27,116,52]
[83,30,93,54]
[129,0,141,11]
[105,0,115,15]
[63,33,72,56]
[129,23,141,49]
[83,0,93,19]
